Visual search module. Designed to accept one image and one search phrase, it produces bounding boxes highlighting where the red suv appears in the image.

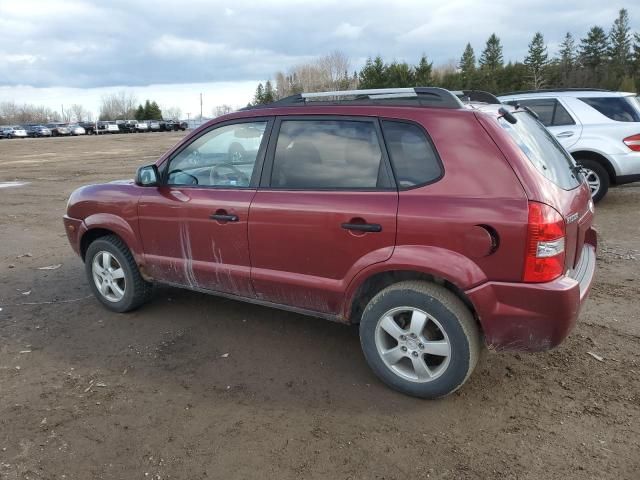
[63,88,596,398]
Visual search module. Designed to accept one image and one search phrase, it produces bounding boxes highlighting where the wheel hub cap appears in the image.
[92,251,126,303]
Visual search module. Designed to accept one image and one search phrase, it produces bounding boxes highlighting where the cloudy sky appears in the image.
[0,0,638,118]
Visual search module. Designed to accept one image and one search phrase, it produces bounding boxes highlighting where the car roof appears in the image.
[499,89,636,100]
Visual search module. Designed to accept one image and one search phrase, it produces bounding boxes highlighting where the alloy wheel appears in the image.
[374,307,451,382]
[92,251,126,302]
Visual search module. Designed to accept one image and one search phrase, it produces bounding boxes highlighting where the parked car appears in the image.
[63,87,596,399]
[130,120,148,133]
[1,125,28,138]
[96,121,120,134]
[499,89,640,202]
[47,123,72,136]
[177,121,188,131]
[116,120,135,134]
[146,120,161,132]
[24,125,52,137]
[79,122,97,135]
[162,120,175,131]
[68,124,86,136]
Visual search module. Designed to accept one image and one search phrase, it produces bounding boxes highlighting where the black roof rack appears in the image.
[498,88,610,96]
[243,87,464,110]
[451,90,501,104]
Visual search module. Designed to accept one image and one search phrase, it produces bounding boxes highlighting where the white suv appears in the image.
[498,89,640,202]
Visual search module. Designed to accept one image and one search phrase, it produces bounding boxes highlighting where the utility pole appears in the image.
[61,104,64,121]
[199,93,203,120]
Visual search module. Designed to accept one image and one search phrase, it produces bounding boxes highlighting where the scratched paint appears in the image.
[179,222,198,288]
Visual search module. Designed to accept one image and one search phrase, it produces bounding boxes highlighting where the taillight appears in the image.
[623,134,640,152]
[523,202,566,283]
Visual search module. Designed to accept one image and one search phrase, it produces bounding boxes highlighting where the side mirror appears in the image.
[135,164,160,186]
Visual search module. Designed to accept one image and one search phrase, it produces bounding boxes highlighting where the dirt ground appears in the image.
[0,132,639,480]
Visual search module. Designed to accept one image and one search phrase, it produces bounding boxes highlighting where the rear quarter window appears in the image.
[499,112,581,190]
[579,97,640,122]
[381,120,442,188]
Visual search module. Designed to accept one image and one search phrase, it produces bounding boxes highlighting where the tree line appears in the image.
[251,8,639,105]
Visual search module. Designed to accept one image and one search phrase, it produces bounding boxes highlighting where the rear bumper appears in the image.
[467,243,596,352]
[609,151,640,178]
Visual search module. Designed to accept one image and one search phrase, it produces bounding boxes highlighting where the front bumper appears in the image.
[467,243,596,352]
[63,215,84,256]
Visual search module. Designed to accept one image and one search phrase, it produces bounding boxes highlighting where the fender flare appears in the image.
[80,213,143,263]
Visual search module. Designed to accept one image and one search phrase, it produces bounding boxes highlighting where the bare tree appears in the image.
[0,101,59,124]
[69,104,87,122]
[212,104,234,117]
[163,106,183,120]
[99,90,138,120]
[273,50,356,99]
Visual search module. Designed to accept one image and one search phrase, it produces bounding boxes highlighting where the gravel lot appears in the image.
[1,133,639,479]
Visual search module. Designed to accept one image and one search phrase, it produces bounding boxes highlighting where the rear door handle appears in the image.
[556,131,574,138]
[210,213,239,222]
[341,222,382,233]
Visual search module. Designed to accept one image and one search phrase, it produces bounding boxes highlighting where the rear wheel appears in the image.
[359,281,481,399]
[85,235,153,312]
[577,158,609,203]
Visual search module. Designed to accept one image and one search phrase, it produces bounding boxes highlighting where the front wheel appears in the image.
[577,158,609,203]
[359,281,481,399]
[85,235,153,312]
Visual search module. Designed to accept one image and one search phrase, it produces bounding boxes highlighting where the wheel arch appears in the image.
[344,269,480,331]
[79,213,143,265]
[571,150,616,183]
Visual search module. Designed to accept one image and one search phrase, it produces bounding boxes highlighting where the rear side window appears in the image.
[381,120,442,188]
[499,112,581,190]
[271,120,388,189]
[507,99,575,127]
[578,97,640,122]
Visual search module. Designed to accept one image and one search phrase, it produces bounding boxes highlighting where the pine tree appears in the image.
[263,81,276,103]
[414,55,433,85]
[459,43,476,88]
[148,101,162,120]
[386,61,415,87]
[524,32,549,89]
[579,26,609,68]
[633,33,640,92]
[609,8,632,77]
[479,33,504,72]
[358,56,387,88]
[135,105,144,121]
[252,83,265,105]
[142,100,152,119]
[559,32,577,67]
[579,26,609,86]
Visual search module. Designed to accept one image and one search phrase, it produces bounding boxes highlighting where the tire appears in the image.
[577,158,609,203]
[85,235,153,313]
[359,281,481,399]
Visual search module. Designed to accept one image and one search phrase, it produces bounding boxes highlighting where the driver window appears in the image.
[167,121,267,187]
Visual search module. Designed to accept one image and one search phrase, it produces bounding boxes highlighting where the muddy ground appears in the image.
[0,133,639,480]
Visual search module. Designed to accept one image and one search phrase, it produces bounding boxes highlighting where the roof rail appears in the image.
[498,88,610,96]
[452,90,501,104]
[245,87,464,110]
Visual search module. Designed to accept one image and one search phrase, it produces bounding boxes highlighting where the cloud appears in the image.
[334,22,364,39]
[0,0,638,90]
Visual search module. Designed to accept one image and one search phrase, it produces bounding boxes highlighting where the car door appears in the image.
[138,117,273,297]
[248,116,398,315]
[508,98,582,149]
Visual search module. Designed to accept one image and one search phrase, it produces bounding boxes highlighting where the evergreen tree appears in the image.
[479,33,504,71]
[386,61,415,87]
[148,101,162,120]
[559,32,577,67]
[414,55,433,85]
[459,43,476,88]
[263,81,276,103]
[358,56,387,88]
[524,32,549,89]
[633,33,640,92]
[134,105,144,121]
[142,100,152,119]
[609,8,632,77]
[252,83,265,105]
[579,26,609,86]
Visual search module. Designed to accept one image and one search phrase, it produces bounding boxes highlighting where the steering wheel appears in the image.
[168,169,199,185]
[209,163,250,186]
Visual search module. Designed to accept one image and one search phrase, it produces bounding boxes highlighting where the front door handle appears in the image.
[341,222,382,233]
[556,131,574,138]
[210,213,239,222]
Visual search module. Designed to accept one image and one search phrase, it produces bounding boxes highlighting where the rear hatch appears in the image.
[492,108,594,270]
